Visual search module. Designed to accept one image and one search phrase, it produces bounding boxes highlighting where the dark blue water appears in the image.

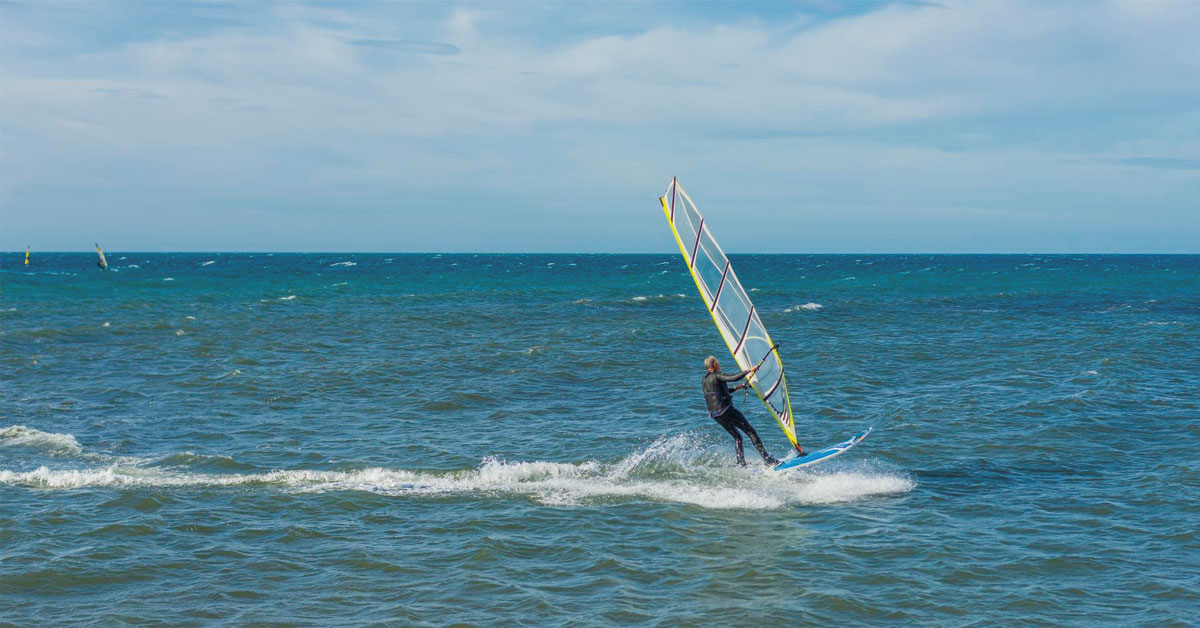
[2,253,1198,626]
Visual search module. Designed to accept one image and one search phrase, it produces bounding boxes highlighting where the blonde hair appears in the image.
[704,356,720,371]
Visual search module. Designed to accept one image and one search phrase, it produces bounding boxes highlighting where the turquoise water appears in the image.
[2,253,1197,626]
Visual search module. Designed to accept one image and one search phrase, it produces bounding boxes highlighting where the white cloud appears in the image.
[1,0,1197,251]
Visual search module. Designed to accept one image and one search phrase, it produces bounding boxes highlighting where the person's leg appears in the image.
[727,408,778,465]
[711,413,746,466]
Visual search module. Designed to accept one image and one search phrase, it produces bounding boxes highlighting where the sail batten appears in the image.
[658,178,800,451]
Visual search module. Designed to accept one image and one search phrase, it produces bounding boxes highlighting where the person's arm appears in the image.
[714,370,747,383]
[715,365,759,383]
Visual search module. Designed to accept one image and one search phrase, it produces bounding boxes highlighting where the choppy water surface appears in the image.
[2,254,1197,626]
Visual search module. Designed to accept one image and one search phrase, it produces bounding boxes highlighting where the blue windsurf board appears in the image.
[771,427,872,472]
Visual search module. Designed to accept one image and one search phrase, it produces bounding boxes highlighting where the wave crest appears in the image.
[0,425,83,456]
[0,435,914,510]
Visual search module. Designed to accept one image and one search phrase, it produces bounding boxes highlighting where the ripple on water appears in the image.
[2,253,1198,625]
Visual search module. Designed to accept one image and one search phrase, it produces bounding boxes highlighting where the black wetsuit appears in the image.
[702,370,777,466]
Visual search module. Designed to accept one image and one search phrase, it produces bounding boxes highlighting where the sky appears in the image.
[1,0,1197,253]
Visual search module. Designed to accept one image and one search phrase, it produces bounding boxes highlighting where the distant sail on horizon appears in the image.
[95,243,108,270]
[657,178,801,452]
[25,246,30,266]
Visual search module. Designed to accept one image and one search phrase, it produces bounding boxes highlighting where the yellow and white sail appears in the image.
[658,178,800,452]
[95,243,108,270]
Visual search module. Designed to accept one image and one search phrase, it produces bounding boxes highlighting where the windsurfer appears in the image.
[702,356,780,467]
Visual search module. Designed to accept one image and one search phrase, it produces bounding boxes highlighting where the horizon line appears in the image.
[5,251,1199,256]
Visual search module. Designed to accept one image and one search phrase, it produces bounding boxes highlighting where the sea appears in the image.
[1,253,1197,626]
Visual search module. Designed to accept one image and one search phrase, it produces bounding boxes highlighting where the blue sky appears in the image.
[1,0,1197,253]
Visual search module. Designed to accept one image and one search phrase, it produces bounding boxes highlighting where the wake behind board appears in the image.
[771,427,872,472]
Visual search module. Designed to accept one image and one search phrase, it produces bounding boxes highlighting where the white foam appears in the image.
[0,435,915,510]
[629,294,682,304]
[1,425,83,456]
[200,260,215,267]
[163,277,175,281]
[608,432,703,478]
[785,303,823,313]
[330,261,357,267]
[278,295,297,301]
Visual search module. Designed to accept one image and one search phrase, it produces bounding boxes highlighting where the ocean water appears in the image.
[1,253,1197,626]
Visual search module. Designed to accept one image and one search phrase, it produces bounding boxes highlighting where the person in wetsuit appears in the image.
[702,356,779,467]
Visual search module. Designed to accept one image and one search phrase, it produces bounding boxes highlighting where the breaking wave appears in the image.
[627,294,688,305]
[0,433,913,510]
[0,425,83,456]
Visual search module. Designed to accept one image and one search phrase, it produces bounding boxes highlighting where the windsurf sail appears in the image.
[95,243,108,270]
[658,178,801,452]
[24,247,30,266]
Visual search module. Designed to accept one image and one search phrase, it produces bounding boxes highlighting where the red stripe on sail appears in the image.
[732,305,755,356]
[689,219,704,269]
[710,261,730,312]
[669,179,677,221]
